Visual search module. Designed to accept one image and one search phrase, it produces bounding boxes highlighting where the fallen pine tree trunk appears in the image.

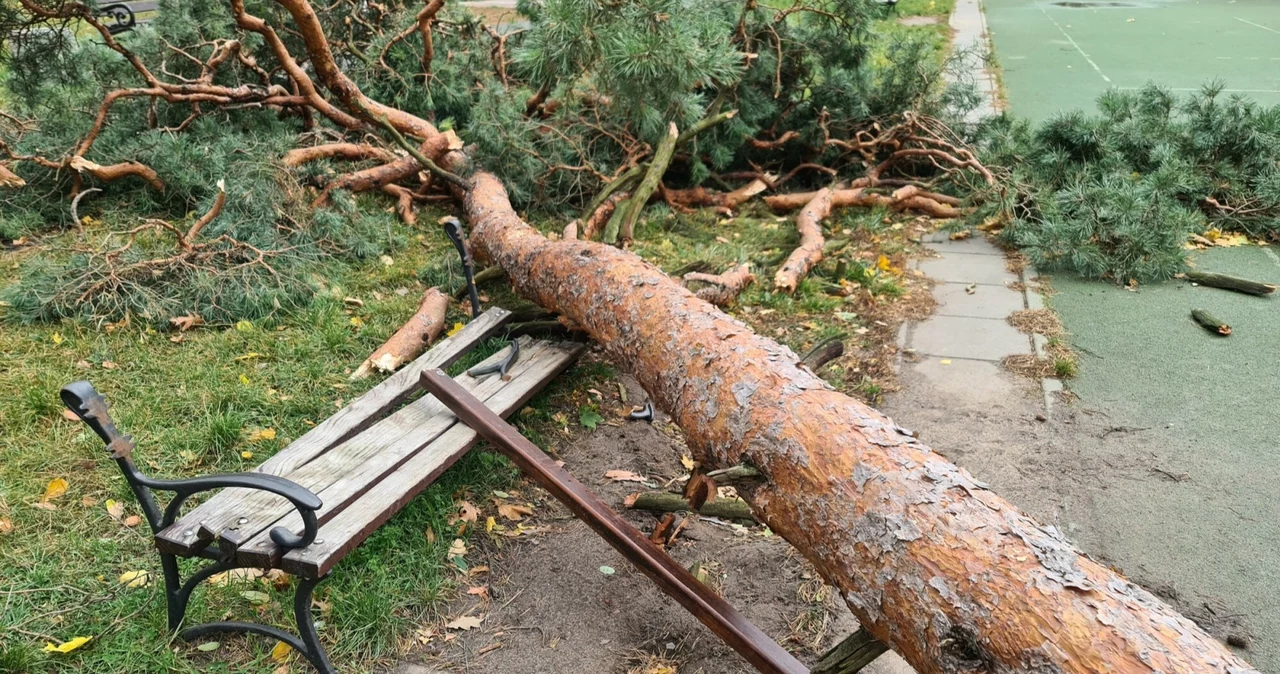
[453,157,1258,674]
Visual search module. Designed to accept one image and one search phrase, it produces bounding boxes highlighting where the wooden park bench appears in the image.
[61,308,582,674]
[95,1,159,35]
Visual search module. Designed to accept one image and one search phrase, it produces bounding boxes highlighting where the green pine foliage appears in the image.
[977,83,1280,282]
[0,0,965,325]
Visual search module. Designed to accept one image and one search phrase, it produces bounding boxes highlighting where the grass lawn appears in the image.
[0,205,607,673]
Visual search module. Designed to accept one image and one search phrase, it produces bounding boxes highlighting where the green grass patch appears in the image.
[0,207,589,673]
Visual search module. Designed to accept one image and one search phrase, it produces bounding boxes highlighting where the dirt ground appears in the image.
[382,373,913,674]
[881,357,1258,662]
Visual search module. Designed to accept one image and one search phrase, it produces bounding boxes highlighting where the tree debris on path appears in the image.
[1186,271,1277,297]
[1191,308,1232,336]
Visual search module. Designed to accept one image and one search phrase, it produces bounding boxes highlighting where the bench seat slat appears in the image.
[154,308,511,555]
[232,340,565,567]
[280,340,584,577]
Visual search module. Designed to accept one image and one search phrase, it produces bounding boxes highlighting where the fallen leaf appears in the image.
[75,360,91,369]
[43,636,92,654]
[467,586,489,598]
[447,321,464,336]
[456,501,480,523]
[241,590,271,605]
[949,229,972,241]
[241,451,255,460]
[604,470,646,482]
[30,502,57,511]
[123,515,142,527]
[52,331,65,345]
[101,360,118,370]
[235,320,254,332]
[680,454,695,471]
[62,409,79,421]
[380,255,395,267]
[448,538,467,557]
[105,501,123,523]
[196,642,220,652]
[877,254,891,271]
[247,428,277,442]
[579,407,604,430]
[234,352,263,362]
[349,316,364,328]
[119,570,151,588]
[485,516,497,533]
[41,477,68,503]
[497,503,534,521]
[170,314,205,332]
[445,615,483,631]
[424,526,436,544]
[0,518,12,535]
[271,641,293,662]
[599,566,616,575]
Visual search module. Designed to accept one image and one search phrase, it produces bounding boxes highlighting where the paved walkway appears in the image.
[897,232,1057,414]
[948,0,1000,121]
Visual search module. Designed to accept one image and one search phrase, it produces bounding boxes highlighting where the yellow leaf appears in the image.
[119,570,152,588]
[349,316,364,328]
[235,320,254,332]
[43,636,92,654]
[485,516,496,534]
[41,477,68,503]
[877,255,891,272]
[247,428,277,442]
[239,374,251,385]
[680,455,695,471]
[447,322,465,337]
[271,641,293,663]
[105,499,124,520]
[52,331,64,345]
[940,359,952,365]
[241,450,255,460]
[233,352,262,362]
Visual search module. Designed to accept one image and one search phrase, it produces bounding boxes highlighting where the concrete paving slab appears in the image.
[923,237,1005,256]
[911,315,1030,361]
[907,357,1021,410]
[918,253,1017,286]
[933,282,1024,319]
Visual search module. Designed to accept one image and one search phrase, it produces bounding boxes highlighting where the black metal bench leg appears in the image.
[162,555,334,674]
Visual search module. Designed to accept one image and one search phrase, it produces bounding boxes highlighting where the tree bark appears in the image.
[452,159,1259,674]
[1185,270,1277,296]
[684,263,755,307]
[350,287,449,380]
[775,187,831,293]
[282,143,396,166]
[629,491,755,521]
[1190,308,1231,336]
[765,186,961,219]
[662,178,769,213]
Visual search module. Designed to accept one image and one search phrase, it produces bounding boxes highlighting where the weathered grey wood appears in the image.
[233,340,557,567]
[281,341,583,577]
[811,629,889,674]
[154,308,511,555]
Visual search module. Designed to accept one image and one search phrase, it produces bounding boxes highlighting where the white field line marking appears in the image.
[1263,247,1280,270]
[1117,87,1280,94]
[1039,6,1111,83]
[1237,17,1280,35]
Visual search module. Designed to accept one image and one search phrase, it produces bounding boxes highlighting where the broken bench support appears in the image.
[812,629,889,674]
[419,368,808,674]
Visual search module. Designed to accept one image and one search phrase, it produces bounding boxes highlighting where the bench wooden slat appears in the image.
[154,308,511,555]
[279,340,583,577]
[231,340,560,567]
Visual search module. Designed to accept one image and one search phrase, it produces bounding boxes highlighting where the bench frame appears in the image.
[61,381,336,672]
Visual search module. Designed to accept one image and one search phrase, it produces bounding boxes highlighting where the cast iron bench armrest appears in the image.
[60,380,322,549]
